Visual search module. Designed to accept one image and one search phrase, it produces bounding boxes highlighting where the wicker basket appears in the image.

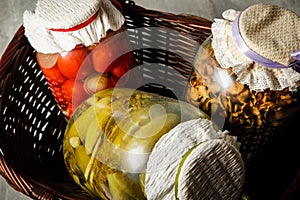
[0,0,299,199]
[0,1,211,199]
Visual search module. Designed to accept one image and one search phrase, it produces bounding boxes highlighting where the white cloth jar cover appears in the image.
[23,0,125,54]
[145,118,243,200]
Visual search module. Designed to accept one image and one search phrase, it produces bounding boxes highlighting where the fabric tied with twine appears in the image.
[23,0,125,54]
[211,4,300,91]
[232,12,300,72]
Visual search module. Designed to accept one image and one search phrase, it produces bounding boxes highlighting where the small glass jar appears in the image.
[185,35,300,156]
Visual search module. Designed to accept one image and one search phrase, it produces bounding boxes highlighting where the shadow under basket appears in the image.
[0,0,299,200]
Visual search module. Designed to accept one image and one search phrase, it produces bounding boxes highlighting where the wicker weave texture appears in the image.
[0,1,212,199]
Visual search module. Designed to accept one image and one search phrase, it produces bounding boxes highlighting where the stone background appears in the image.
[0,0,299,199]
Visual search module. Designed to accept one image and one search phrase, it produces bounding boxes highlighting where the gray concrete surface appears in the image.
[0,0,299,199]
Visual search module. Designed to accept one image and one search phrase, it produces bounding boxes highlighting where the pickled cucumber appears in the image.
[107,173,145,200]
[63,88,208,199]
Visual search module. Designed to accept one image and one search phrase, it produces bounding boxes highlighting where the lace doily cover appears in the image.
[211,4,300,91]
[23,0,125,54]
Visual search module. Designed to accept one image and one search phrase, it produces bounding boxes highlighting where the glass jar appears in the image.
[37,26,136,119]
[185,35,300,156]
[24,0,136,119]
[63,88,208,199]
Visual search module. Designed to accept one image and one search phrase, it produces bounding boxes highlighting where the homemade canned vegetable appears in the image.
[23,0,135,119]
[37,27,135,118]
[63,88,209,199]
[185,36,300,155]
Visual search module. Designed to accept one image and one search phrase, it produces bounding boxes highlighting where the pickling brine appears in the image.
[185,35,300,156]
[37,27,136,118]
[63,88,209,199]
[23,0,137,119]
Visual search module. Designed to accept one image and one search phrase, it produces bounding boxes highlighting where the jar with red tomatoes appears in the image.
[23,0,136,118]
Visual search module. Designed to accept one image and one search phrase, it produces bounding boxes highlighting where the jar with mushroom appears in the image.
[186,5,300,156]
[185,35,300,156]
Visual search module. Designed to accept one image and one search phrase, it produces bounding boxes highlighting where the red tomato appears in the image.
[41,64,67,86]
[49,85,67,106]
[91,42,114,73]
[61,80,88,106]
[110,52,134,78]
[57,48,93,80]
[91,31,133,73]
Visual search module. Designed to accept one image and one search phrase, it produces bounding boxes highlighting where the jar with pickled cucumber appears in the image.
[63,88,246,199]
[185,4,300,156]
[23,0,136,118]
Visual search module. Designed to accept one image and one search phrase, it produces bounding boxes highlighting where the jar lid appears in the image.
[211,4,300,91]
[176,139,244,200]
[144,118,241,199]
[23,0,125,54]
